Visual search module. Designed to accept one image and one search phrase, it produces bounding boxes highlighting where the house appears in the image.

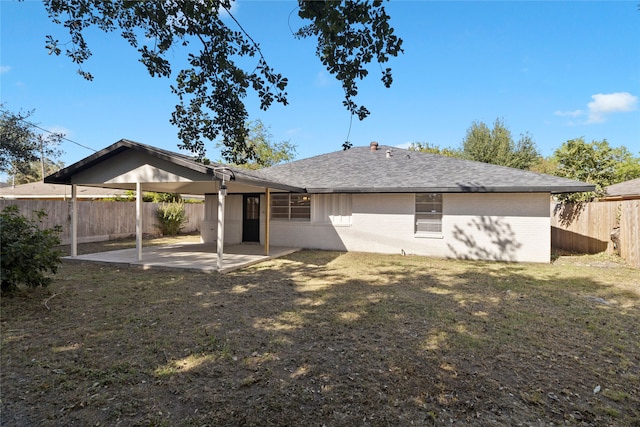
[0,181,129,200]
[44,139,595,265]
[601,178,640,201]
[0,180,204,201]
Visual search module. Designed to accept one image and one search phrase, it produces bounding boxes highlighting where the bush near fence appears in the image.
[551,200,639,268]
[0,200,204,245]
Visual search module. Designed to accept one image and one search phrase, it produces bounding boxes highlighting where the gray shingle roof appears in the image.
[605,178,640,198]
[260,145,595,194]
[44,140,595,195]
[45,139,303,192]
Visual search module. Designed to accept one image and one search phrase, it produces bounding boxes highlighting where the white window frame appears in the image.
[415,193,443,237]
[271,193,311,221]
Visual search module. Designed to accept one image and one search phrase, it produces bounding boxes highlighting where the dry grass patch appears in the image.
[1,241,639,426]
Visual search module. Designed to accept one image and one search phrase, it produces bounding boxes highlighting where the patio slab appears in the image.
[64,242,301,273]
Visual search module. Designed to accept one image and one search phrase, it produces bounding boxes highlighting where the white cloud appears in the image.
[586,92,638,123]
[0,65,10,74]
[554,109,583,118]
[556,92,638,124]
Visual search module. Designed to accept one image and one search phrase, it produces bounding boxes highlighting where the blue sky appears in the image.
[1,1,639,181]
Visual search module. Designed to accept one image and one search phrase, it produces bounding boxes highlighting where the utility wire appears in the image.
[0,109,98,153]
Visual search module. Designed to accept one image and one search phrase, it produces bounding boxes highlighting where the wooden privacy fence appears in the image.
[551,200,640,268]
[0,200,204,245]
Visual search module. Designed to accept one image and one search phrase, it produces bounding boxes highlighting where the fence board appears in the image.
[0,200,204,244]
[620,200,639,268]
[551,200,639,268]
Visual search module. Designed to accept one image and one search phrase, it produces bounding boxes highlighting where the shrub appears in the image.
[115,191,181,202]
[150,192,182,203]
[156,201,188,236]
[1,205,63,294]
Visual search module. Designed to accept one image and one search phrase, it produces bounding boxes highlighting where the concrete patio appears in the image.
[64,242,301,274]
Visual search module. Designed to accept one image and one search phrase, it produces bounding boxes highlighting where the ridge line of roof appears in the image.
[44,140,596,195]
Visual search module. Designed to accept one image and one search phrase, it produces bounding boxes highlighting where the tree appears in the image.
[12,158,66,184]
[42,0,403,163]
[552,138,640,202]
[613,148,640,183]
[529,156,559,176]
[509,133,539,170]
[0,107,63,180]
[460,118,540,170]
[408,142,461,158]
[1,205,62,294]
[229,120,296,170]
[1,108,38,174]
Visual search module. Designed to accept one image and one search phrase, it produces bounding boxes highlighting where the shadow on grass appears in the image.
[1,251,638,426]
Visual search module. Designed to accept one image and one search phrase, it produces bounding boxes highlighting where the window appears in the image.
[415,193,442,233]
[271,194,290,220]
[271,194,311,221]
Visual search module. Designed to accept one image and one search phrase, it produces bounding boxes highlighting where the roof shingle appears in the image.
[604,178,640,199]
[260,145,595,194]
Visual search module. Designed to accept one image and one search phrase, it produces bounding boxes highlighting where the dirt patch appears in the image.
[2,244,639,426]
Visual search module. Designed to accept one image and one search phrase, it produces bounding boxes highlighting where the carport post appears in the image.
[71,184,78,257]
[136,181,143,262]
[216,181,227,270]
[264,188,270,256]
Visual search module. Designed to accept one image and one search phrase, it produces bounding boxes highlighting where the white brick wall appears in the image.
[204,192,552,263]
[444,193,550,262]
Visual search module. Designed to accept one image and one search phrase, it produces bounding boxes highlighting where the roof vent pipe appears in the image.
[386,150,392,158]
[370,141,379,151]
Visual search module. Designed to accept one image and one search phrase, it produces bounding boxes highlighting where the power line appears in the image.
[0,109,98,153]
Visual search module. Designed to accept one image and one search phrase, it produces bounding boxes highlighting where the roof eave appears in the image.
[233,176,305,193]
[305,185,597,194]
[44,139,214,184]
[549,185,597,194]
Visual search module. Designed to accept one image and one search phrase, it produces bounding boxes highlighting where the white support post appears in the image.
[216,181,226,270]
[136,181,143,262]
[71,184,78,257]
[264,188,270,256]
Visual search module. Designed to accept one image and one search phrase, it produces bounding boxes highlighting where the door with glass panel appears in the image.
[243,194,260,242]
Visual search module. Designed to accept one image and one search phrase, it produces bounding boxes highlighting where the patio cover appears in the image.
[44,139,303,268]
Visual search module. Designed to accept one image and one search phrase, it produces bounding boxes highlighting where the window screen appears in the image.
[415,193,442,233]
[271,194,311,221]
